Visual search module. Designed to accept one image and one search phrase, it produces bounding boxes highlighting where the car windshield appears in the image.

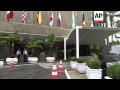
[102,45,120,55]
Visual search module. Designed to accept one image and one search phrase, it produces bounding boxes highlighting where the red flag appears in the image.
[22,11,28,23]
[49,11,53,27]
[58,12,62,27]
[7,11,13,22]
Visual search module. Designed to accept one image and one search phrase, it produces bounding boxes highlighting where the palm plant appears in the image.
[26,37,43,57]
[0,31,23,57]
[45,33,57,57]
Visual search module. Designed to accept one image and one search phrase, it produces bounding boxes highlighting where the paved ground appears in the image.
[0,63,67,79]
[38,61,88,79]
[66,68,87,79]
[0,61,88,79]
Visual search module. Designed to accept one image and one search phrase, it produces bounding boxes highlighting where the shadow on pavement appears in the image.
[0,64,67,79]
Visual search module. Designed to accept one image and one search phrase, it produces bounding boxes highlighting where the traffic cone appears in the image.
[10,60,14,68]
[51,62,58,79]
[58,60,64,73]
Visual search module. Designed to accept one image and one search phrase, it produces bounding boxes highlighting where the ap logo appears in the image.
[94,11,104,22]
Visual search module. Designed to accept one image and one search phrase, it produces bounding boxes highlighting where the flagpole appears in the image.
[57,11,59,27]
[33,11,34,24]
[82,11,83,26]
[23,20,25,24]
[77,11,78,26]
[60,11,62,28]
[3,11,5,21]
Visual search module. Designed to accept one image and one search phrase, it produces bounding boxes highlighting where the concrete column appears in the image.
[64,38,68,60]
[76,26,82,58]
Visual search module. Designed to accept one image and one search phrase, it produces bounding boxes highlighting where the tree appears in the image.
[0,31,23,57]
[26,37,43,57]
[45,33,57,57]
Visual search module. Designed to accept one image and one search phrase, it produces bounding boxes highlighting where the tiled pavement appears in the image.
[66,68,87,79]
[38,61,88,79]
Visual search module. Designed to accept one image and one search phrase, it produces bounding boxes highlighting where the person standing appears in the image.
[23,48,28,62]
[16,49,21,62]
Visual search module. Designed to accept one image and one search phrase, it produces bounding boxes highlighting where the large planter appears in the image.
[0,61,4,67]
[46,57,55,63]
[76,63,86,73]
[104,76,112,79]
[86,66,102,79]
[28,57,38,64]
[6,58,18,65]
[70,61,77,69]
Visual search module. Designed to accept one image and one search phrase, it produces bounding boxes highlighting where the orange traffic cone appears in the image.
[10,60,14,68]
[51,62,58,79]
[58,60,64,73]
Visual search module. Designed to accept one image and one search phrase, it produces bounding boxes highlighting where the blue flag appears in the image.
[72,11,75,30]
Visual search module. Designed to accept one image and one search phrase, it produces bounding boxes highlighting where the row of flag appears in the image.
[6,11,62,27]
[6,11,93,29]
[7,11,28,23]
[37,11,62,27]
[72,11,86,29]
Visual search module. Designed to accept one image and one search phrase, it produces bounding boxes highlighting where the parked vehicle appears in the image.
[98,44,120,63]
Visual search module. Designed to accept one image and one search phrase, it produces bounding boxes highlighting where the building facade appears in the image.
[0,11,92,29]
[0,11,93,61]
[1,11,117,61]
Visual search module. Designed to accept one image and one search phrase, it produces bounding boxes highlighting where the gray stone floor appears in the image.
[38,61,88,79]
[66,68,87,79]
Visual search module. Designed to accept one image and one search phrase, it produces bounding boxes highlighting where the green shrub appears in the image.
[77,57,84,63]
[87,59,101,69]
[115,65,120,79]
[107,64,120,79]
[107,64,118,79]
[71,57,77,61]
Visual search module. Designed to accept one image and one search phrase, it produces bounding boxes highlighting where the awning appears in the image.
[67,27,120,45]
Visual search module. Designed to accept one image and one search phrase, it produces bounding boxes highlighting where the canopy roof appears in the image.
[67,27,120,45]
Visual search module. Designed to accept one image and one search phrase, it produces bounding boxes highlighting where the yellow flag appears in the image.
[37,11,42,25]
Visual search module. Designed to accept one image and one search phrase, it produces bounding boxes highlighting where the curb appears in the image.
[65,68,71,79]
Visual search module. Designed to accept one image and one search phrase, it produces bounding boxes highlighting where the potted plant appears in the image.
[0,31,23,58]
[0,31,23,64]
[105,64,120,79]
[26,37,43,63]
[86,58,102,79]
[70,57,77,69]
[76,57,86,73]
[45,33,58,63]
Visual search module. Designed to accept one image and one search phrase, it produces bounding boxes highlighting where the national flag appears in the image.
[72,11,75,29]
[22,11,28,23]
[82,13,85,26]
[7,11,13,22]
[37,11,42,25]
[58,12,62,27]
[49,11,53,27]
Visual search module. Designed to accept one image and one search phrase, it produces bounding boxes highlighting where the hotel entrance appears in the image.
[14,41,28,62]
